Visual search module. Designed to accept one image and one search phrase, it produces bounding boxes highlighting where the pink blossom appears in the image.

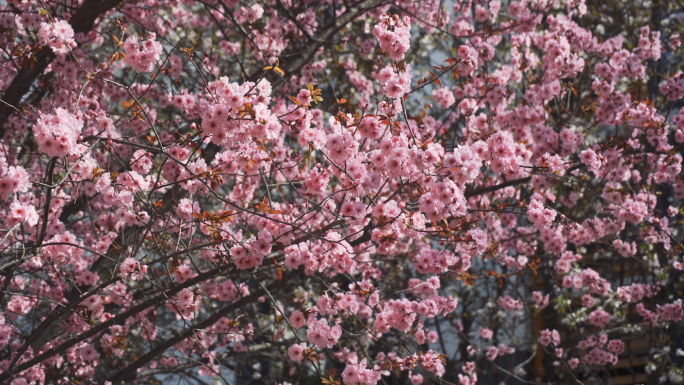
[474,6,490,22]
[290,310,306,329]
[587,309,611,328]
[432,88,456,109]
[287,342,307,362]
[124,33,163,73]
[120,257,147,281]
[479,327,493,339]
[373,14,411,61]
[39,19,76,54]
[297,89,312,105]
[342,358,382,385]
[33,108,82,157]
[306,318,342,349]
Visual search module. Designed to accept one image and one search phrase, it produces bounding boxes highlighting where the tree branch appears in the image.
[105,268,302,384]
[0,0,126,132]
[464,176,532,199]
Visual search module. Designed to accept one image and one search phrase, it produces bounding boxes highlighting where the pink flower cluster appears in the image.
[373,296,456,334]
[532,291,550,309]
[616,197,649,224]
[578,333,610,350]
[168,288,201,320]
[613,239,637,258]
[418,350,446,376]
[39,19,76,54]
[584,347,618,366]
[415,326,439,344]
[497,295,523,310]
[485,344,515,361]
[200,76,278,145]
[536,152,566,173]
[373,14,411,61]
[561,268,611,295]
[235,3,264,23]
[124,33,163,73]
[417,178,467,222]
[229,245,261,270]
[407,276,440,297]
[607,339,625,354]
[175,264,198,283]
[660,71,684,101]
[587,309,610,328]
[341,358,382,385]
[316,288,376,317]
[0,166,30,200]
[539,329,560,347]
[130,149,153,174]
[656,302,684,322]
[478,327,493,339]
[579,149,602,173]
[202,278,245,302]
[173,89,196,112]
[673,108,684,143]
[527,194,556,230]
[636,303,659,325]
[637,26,662,61]
[554,251,582,275]
[445,142,486,186]
[32,108,82,157]
[485,131,531,177]
[356,115,383,139]
[42,231,83,267]
[6,200,38,227]
[616,283,659,303]
[458,371,478,385]
[432,87,456,109]
[227,233,274,271]
[306,317,342,349]
[119,257,147,281]
[377,64,412,99]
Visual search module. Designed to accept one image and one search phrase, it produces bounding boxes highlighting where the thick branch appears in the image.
[248,0,387,84]
[105,269,302,384]
[464,177,532,199]
[0,262,239,381]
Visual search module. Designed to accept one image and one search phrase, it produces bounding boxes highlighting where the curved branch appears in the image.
[464,176,532,199]
[105,268,302,384]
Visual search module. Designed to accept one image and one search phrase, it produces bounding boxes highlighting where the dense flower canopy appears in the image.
[0,0,683,384]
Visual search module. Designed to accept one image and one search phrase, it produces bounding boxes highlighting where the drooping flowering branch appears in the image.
[0,0,683,385]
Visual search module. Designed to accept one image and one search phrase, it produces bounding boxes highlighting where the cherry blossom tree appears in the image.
[0,0,683,384]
